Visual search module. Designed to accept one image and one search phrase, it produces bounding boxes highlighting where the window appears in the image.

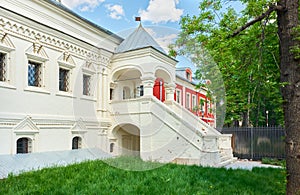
[139,85,144,97]
[192,95,197,109]
[110,143,114,153]
[28,61,42,87]
[200,98,205,112]
[83,74,91,96]
[207,100,211,113]
[0,52,7,82]
[176,90,181,104]
[186,72,191,80]
[59,68,70,92]
[72,136,82,150]
[110,88,113,100]
[16,138,32,154]
[186,93,191,109]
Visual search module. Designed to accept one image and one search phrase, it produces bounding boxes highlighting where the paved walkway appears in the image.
[225,159,283,170]
[0,148,111,179]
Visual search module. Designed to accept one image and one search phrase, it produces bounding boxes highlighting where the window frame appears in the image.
[28,60,43,87]
[24,52,49,94]
[186,92,191,109]
[81,65,96,100]
[192,94,197,110]
[56,60,76,97]
[82,74,91,96]
[59,67,70,92]
[0,44,15,89]
[175,89,181,104]
[0,52,7,82]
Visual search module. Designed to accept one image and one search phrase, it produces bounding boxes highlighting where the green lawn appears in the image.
[0,157,286,194]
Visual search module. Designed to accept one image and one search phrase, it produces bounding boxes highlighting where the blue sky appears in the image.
[60,0,243,70]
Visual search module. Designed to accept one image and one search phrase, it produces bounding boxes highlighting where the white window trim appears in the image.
[0,44,16,90]
[56,61,75,96]
[176,89,181,104]
[186,92,191,109]
[207,100,211,113]
[24,47,50,94]
[199,97,205,113]
[81,66,96,101]
[192,94,197,110]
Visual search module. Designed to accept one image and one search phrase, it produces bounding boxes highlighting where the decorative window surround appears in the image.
[175,89,181,104]
[192,94,197,110]
[186,93,191,109]
[56,52,76,97]
[0,32,16,89]
[81,62,96,100]
[25,41,49,93]
[14,116,39,154]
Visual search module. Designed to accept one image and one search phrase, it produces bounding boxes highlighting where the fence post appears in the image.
[250,127,254,160]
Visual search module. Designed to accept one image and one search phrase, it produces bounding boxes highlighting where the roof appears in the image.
[45,0,123,41]
[115,24,165,54]
[176,68,204,85]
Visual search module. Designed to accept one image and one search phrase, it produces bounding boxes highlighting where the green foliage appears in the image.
[173,0,284,127]
[0,157,286,194]
[262,158,286,167]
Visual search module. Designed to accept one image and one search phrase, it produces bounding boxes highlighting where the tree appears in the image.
[173,0,299,193]
[172,0,283,127]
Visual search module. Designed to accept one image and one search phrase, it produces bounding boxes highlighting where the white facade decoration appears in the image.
[0,0,235,166]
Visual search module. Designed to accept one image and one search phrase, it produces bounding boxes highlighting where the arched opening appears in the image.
[153,78,165,102]
[113,124,140,157]
[72,136,82,150]
[16,137,32,154]
[111,68,142,101]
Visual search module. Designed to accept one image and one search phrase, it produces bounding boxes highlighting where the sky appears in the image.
[59,0,244,70]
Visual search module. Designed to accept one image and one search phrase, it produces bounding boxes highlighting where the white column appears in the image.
[97,67,103,112]
[141,75,155,97]
[165,83,176,102]
[102,68,109,118]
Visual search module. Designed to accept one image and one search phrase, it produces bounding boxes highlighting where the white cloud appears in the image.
[145,28,178,52]
[105,4,125,20]
[139,0,183,24]
[61,0,105,12]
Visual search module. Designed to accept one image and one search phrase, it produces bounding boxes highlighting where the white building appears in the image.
[0,0,234,166]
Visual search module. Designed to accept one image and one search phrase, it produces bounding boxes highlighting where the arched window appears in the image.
[72,136,82,150]
[110,143,114,153]
[16,138,32,154]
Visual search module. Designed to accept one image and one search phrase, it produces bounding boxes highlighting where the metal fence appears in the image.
[220,127,286,160]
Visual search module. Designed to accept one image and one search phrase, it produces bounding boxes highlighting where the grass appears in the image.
[0,157,286,194]
[262,158,286,167]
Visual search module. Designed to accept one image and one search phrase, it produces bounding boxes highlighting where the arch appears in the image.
[111,66,143,82]
[112,124,140,157]
[16,137,32,154]
[72,136,82,150]
[111,67,143,101]
[154,67,173,84]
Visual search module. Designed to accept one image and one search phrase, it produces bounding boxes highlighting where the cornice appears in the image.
[0,12,111,67]
[112,47,177,66]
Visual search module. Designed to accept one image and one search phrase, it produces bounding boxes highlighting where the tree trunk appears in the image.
[277,0,300,194]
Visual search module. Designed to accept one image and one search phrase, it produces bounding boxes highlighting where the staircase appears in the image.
[110,96,236,167]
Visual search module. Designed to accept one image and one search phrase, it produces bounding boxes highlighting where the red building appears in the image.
[153,67,215,127]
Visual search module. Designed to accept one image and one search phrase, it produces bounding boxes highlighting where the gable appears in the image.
[14,116,39,134]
